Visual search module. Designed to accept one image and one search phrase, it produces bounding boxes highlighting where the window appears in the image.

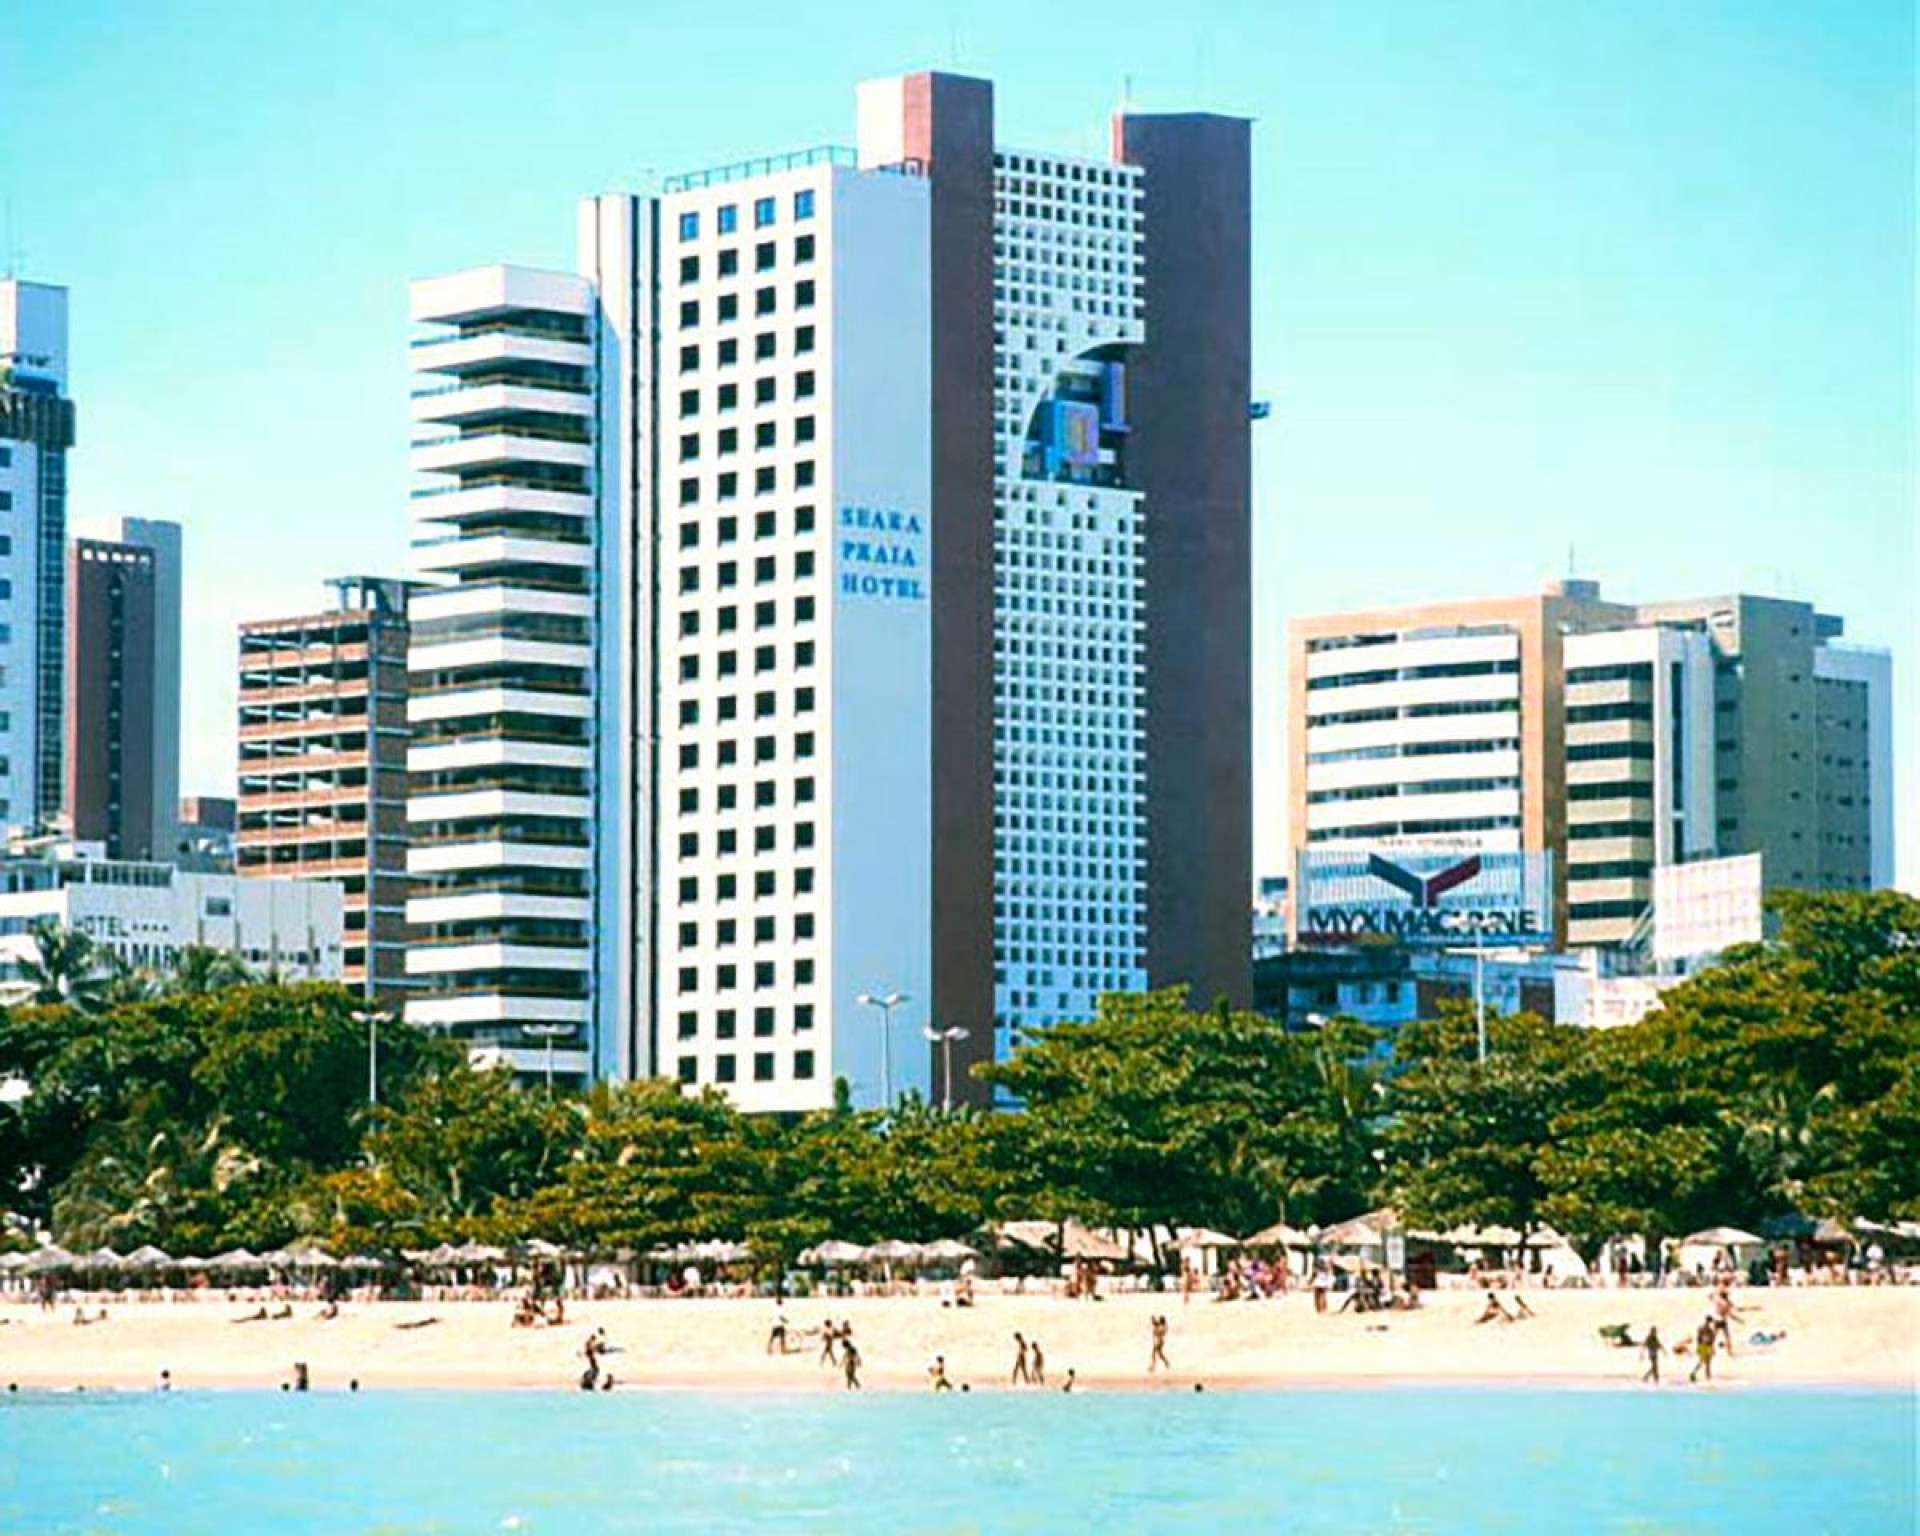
[795,280,815,308]
[795,460,815,488]
[719,339,738,366]
[755,286,777,316]
[754,916,775,943]
[679,433,700,462]
[755,466,776,494]
[678,210,699,240]
[717,874,737,899]
[755,556,776,583]
[755,510,776,539]
[795,234,815,262]
[718,382,738,411]
[678,877,698,902]
[718,426,738,455]
[678,965,698,991]
[718,248,738,277]
[680,344,700,370]
[677,1058,698,1085]
[754,1005,775,1035]
[795,959,815,985]
[718,472,738,500]
[755,332,776,360]
[718,204,738,234]
[754,1052,775,1082]
[677,1008,698,1036]
[794,189,815,220]
[795,416,815,443]
[796,731,816,759]
[795,640,814,667]
[795,551,814,578]
[716,1054,737,1083]
[679,299,699,327]
[756,422,777,449]
[679,255,699,282]
[795,867,815,893]
[718,293,738,322]
[678,744,699,770]
[795,370,815,398]
[795,1005,816,1032]
[794,1050,815,1080]
[679,388,699,417]
[796,325,815,352]
[755,377,777,404]
[754,961,776,989]
[718,514,738,542]
[796,505,816,533]
[755,240,776,272]
[755,600,777,629]
[754,195,776,228]
[679,478,698,506]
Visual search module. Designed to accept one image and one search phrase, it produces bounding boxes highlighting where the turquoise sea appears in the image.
[1,1388,1913,1533]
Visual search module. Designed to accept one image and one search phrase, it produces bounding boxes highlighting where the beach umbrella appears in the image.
[173,1255,211,1270]
[1176,1227,1243,1251]
[22,1245,77,1274]
[287,1246,338,1268]
[208,1248,261,1271]
[1244,1221,1313,1250]
[919,1238,980,1262]
[0,1252,26,1271]
[454,1242,506,1264]
[696,1239,751,1265]
[122,1245,171,1269]
[85,1246,126,1269]
[1680,1226,1764,1248]
[519,1238,565,1258]
[798,1239,868,1267]
[344,1254,386,1269]
[863,1239,923,1264]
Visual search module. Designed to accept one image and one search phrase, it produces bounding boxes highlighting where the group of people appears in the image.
[511,1290,566,1328]
[1608,1275,1749,1385]
[577,1326,618,1390]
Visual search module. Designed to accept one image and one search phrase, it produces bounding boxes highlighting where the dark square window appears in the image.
[679,299,699,327]
[795,505,815,532]
[719,338,738,365]
[679,478,698,506]
[754,777,776,805]
[796,325,815,352]
[795,370,815,398]
[755,600,777,629]
[678,876,698,901]
[794,1049,815,1079]
[754,917,775,944]
[676,1010,697,1039]
[755,332,776,359]
[795,280,815,308]
[795,640,814,667]
[755,510,776,538]
[716,873,737,899]
[677,966,697,990]
[718,293,738,322]
[754,961,776,989]
[755,286,776,316]
[754,825,775,852]
[679,255,699,282]
[795,233,815,261]
[679,521,699,548]
[756,377,776,404]
[795,958,815,985]
[718,515,738,542]
[754,1007,775,1036]
[716,1054,737,1083]
[755,240,776,272]
[794,460,815,488]
[796,867,815,893]
[795,416,815,443]
[756,421,777,449]
[716,963,737,990]
[677,920,698,947]
[678,1057,698,1084]
[680,344,699,371]
[755,870,777,897]
[718,472,738,499]
[679,388,699,416]
[718,382,738,410]
[795,551,814,578]
[718,248,738,277]
[753,1052,775,1082]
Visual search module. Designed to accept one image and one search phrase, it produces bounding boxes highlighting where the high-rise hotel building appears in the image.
[1287,581,1894,953]
[0,279,74,835]
[405,72,1252,1104]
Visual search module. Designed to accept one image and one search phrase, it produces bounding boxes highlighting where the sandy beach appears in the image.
[2,1287,1914,1394]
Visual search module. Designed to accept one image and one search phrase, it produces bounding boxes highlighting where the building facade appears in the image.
[65,518,182,861]
[0,279,74,835]
[404,268,604,1082]
[1287,581,1896,953]
[405,71,1253,1105]
[237,577,412,1005]
[0,840,343,1001]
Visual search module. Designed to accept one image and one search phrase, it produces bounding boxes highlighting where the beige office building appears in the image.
[1287,581,1894,952]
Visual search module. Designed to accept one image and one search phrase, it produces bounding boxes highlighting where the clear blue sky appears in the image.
[6,0,1914,885]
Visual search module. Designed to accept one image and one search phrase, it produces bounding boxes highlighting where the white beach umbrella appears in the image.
[1681,1226,1765,1248]
[919,1238,981,1262]
[287,1246,338,1268]
[122,1244,172,1269]
[798,1239,868,1267]
[1176,1227,1244,1251]
[208,1248,261,1271]
[85,1246,126,1269]
[22,1245,77,1274]
[863,1239,924,1264]
[454,1242,506,1264]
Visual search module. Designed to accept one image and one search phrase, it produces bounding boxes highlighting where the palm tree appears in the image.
[165,945,253,997]
[99,951,161,1008]
[18,919,109,1011]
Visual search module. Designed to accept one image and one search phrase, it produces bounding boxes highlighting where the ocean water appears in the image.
[0,1388,1912,1534]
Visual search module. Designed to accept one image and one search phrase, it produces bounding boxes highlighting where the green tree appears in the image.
[18,920,108,1011]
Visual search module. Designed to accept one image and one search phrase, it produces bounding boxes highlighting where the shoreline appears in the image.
[2,1289,1913,1395]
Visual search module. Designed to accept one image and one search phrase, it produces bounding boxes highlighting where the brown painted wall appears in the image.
[902,72,998,1105]
[65,540,158,858]
[1114,112,1253,1010]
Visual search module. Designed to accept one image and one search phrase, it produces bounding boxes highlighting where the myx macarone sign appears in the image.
[837,504,926,603]
[1296,847,1553,947]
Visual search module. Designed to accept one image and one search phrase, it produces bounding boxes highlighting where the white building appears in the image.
[404,267,604,1083]
[0,842,343,1000]
[0,279,73,835]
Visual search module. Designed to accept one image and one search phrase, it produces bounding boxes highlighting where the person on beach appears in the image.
[1690,1318,1717,1383]
[767,1304,790,1355]
[1149,1315,1170,1373]
[1011,1332,1031,1386]
[1311,1260,1332,1315]
[156,1369,172,1392]
[1641,1326,1663,1383]
[1062,1368,1077,1393]
[1030,1339,1047,1387]
[1711,1282,1741,1355]
[841,1337,862,1391]
[928,1355,953,1392]
[818,1319,839,1366]
[1475,1292,1515,1324]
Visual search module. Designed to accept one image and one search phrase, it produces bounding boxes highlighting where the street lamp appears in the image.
[350,1009,391,1107]
[855,990,909,1109]
[522,1023,573,1095]
[923,1025,970,1113]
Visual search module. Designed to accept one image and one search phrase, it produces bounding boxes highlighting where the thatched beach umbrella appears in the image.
[919,1238,980,1263]
[22,1245,76,1274]
[797,1239,868,1268]
[1244,1221,1313,1250]
[862,1239,923,1265]
[208,1248,261,1272]
[122,1244,172,1269]
[287,1246,338,1269]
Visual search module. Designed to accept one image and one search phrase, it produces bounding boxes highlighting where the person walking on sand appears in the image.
[928,1355,953,1392]
[1711,1282,1740,1356]
[841,1337,862,1391]
[1011,1332,1031,1386]
[1149,1315,1171,1374]
[1311,1259,1332,1315]
[817,1318,838,1366]
[1030,1339,1047,1387]
[767,1304,790,1355]
[1641,1326,1663,1384]
[1689,1318,1716,1384]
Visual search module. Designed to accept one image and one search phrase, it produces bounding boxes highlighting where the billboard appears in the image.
[1295,846,1553,947]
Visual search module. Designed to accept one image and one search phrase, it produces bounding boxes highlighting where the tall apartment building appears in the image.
[407,71,1252,1106]
[65,517,182,860]
[0,279,74,834]
[238,577,412,1004]
[405,270,606,1081]
[1287,580,1895,952]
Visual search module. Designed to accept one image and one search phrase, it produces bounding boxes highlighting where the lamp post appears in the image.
[923,1025,970,1113]
[350,1009,390,1107]
[522,1024,572,1095]
[855,990,909,1109]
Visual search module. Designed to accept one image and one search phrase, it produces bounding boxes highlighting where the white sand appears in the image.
[3,1287,1914,1393]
